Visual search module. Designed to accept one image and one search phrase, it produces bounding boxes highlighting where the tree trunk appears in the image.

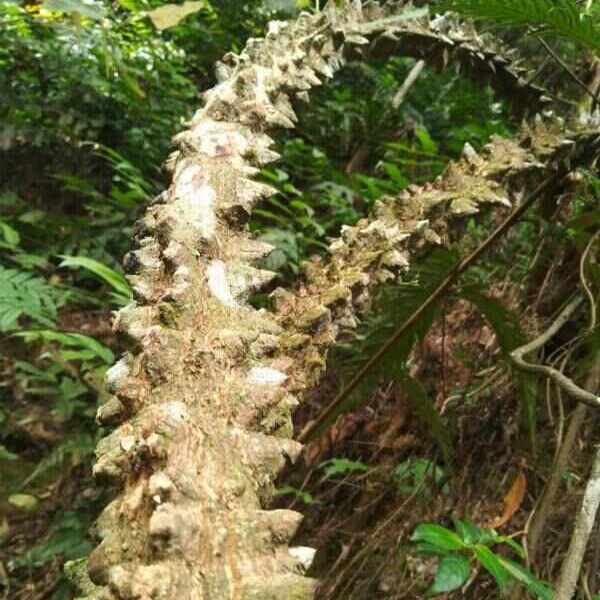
[66,3,600,599]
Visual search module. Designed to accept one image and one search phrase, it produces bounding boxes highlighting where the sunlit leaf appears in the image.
[0,220,20,247]
[59,255,132,301]
[147,0,208,30]
[0,445,18,461]
[9,494,40,513]
[411,524,465,551]
[473,545,510,589]
[496,556,553,599]
[319,458,369,478]
[43,0,106,19]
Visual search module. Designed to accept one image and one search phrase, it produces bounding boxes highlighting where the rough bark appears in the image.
[67,3,600,599]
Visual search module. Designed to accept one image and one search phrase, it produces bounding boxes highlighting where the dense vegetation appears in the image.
[0,1,598,599]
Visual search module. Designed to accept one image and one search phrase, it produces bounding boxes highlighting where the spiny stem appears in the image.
[299,171,568,443]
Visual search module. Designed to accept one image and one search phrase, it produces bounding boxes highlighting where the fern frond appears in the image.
[440,0,600,51]
[21,434,96,488]
[333,248,459,406]
[0,266,70,332]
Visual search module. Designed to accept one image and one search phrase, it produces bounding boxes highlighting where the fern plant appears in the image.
[0,266,71,331]
[439,0,600,52]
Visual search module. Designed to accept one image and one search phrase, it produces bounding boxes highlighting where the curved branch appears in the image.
[510,296,600,407]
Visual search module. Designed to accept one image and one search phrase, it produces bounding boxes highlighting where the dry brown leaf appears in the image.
[490,470,527,528]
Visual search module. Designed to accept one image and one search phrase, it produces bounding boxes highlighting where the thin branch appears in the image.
[538,37,600,106]
[346,59,425,174]
[580,231,599,332]
[510,296,600,407]
[392,59,426,108]
[299,171,569,442]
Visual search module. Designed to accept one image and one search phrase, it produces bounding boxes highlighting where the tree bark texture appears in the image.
[67,3,600,599]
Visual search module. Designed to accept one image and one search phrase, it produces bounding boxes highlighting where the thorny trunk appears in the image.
[67,3,600,599]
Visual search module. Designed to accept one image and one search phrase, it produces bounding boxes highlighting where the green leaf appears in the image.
[14,330,114,365]
[497,557,553,599]
[495,535,527,558]
[428,555,471,596]
[414,126,438,154]
[9,494,40,513]
[473,545,510,589]
[411,524,465,551]
[0,267,66,332]
[453,519,485,545]
[43,0,106,19]
[459,287,526,355]
[273,485,316,505]
[453,519,500,547]
[0,220,20,247]
[115,0,142,11]
[59,256,132,301]
[397,375,454,468]
[319,458,369,478]
[440,0,600,51]
[0,445,18,461]
[415,541,452,557]
[394,459,449,495]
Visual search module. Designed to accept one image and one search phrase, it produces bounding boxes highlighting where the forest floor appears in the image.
[276,291,592,599]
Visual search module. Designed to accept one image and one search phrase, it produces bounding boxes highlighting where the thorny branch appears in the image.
[299,171,573,443]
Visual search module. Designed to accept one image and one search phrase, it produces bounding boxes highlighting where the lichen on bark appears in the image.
[71,2,600,599]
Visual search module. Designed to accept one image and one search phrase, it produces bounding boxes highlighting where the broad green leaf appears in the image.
[414,541,452,557]
[9,494,40,513]
[427,555,471,596]
[0,220,20,247]
[394,459,449,495]
[18,210,46,224]
[411,524,464,551]
[497,557,553,599]
[453,519,499,546]
[116,0,142,11]
[59,255,131,300]
[0,445,18,461]
[473,545,510,589]
[453,519,485,545]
